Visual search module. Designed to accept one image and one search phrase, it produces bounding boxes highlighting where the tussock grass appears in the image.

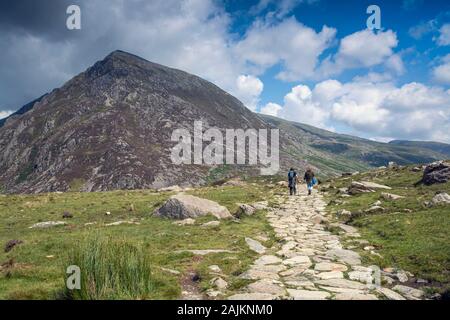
[65,235,160,300]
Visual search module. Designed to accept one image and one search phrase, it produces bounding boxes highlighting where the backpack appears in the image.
[288,171,296,180]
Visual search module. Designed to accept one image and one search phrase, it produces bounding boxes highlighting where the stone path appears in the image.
[228,187,419,300]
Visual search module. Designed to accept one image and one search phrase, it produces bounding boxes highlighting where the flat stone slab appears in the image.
[287,289,331,300]
[317,271,344,280]
[254,255,282,265]
[176,249,234,255]
[228,293,278,300]
[314,262,348,272]
[29,221,66,229]
[376,287,406,300]
[314,279,368,290]
[334,292,378,300]
[392,285,424,300]
[239,269,280,280]
[326,249,361,265]
[245,237,267,254]
[247,279,286,296]
[282,256,311,267]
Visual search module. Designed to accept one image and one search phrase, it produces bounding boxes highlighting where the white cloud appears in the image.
[0,110,13,119]
[437,23,450,46]
[234,75,264,111]
[260,102,282,116]
[235,18,336,81]
[432,55,450,85]
[318,30,399,78]
[263,78,450,142]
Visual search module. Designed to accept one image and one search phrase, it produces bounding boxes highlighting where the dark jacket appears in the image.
[304,170,314,183]
[288,170,297,187]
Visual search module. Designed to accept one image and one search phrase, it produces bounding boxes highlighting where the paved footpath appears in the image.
[228,187,416,300]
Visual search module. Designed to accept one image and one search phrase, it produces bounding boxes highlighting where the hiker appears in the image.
[288,168,298,196]
[304,168,317,195]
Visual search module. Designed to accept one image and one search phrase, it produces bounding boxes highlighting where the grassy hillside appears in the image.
[0,184,276,300]
[261,114,448,177]
[323,164,450,295]
[389,140,450,157]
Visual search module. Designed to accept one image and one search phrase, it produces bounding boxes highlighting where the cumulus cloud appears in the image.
[235,17,336,81]
[437,24,450,46]
[260,102,283,116]
[432,54,450,85]
[0,110,13,119]
[318,30,399,78]
[234,75,264,111]
[262,78,450,142]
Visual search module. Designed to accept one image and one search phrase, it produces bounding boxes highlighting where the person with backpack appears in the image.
[287,168,298,196]
[304,168,317,195]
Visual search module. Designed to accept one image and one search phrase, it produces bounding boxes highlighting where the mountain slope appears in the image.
[0,50,447,193]
[389,140,450,157]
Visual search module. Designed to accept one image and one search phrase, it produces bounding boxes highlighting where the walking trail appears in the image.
[228,186,418,300]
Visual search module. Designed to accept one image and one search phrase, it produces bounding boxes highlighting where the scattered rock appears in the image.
[395,270,409,283]
[173,218,196,226]
[4,240,23,253]
[105,211,111,216]
[29,221,66,229]
[235,204,256,218]
[421,161,450,185]
[348,181,391,195]
[154,194,232,220]
[208,265,222,273]
[252,201,269,210]
[364,206,385,214]
[158,185,183,192]
[160,267,181,275]
[201,221,220,228]
[336,209,352,217]
[245,238,266,254]
[62,211,73,219]
[430,192,450,206]
[210,277,228,290]
[381,193,404,201]
[206,290,223,298]
[105,220,140,226]
[416,278,428,284]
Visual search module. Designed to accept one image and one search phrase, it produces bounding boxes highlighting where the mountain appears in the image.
[389,140,450,157]
[0,50,447,193]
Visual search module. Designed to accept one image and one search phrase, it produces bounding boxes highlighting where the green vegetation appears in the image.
[0,184,274,300]
[324,165,450,294]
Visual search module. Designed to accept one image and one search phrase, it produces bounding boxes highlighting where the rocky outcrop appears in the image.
[154,194,232,220]
[425,192,450,207]
[420,161,450,185]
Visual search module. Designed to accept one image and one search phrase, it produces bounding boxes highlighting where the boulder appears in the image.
[421,161,450,185]
[364,206,385,214]
[348,181,391,195]
[154,194,232,220]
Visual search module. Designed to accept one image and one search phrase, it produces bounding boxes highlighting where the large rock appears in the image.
[421,161,450,185]
[154,194,232,220]
[348,181,391,195]
[245,237,267,254]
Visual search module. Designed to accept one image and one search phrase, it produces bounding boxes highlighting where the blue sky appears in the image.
[0,0,449,142]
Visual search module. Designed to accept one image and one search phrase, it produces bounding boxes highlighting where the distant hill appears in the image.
[0,50,448,193]
[389,140,450,157]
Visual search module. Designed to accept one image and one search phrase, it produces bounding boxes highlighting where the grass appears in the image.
[64,235,163,300]
[0,184,275,300]
[323,164,450,294]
